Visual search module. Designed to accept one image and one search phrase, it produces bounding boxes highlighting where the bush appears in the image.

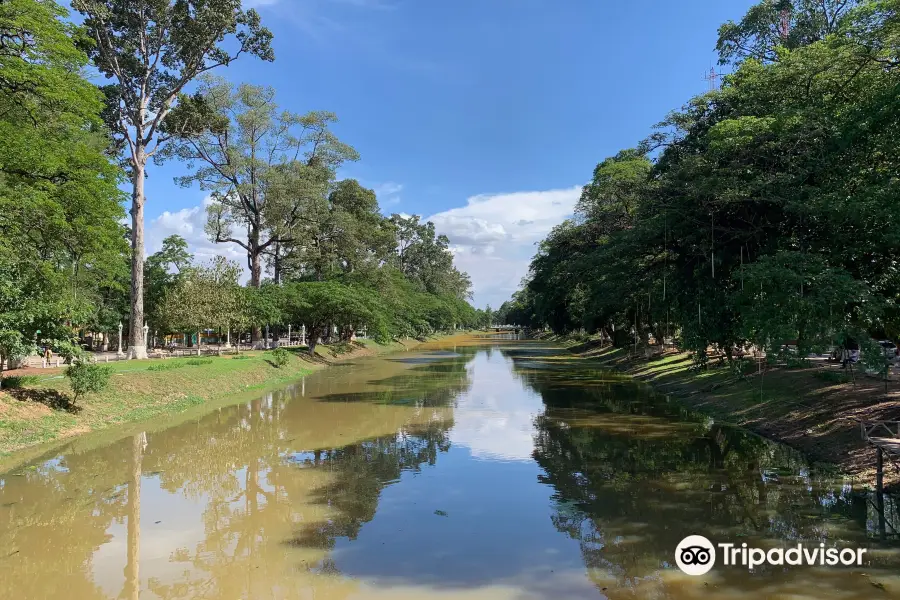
[53,339,85,364]
[0,375,40,389]
[147,362,186,372]
[270,347,289,368]
[66,362,112,403]
[184,358,213,366]
[231,355,250,360]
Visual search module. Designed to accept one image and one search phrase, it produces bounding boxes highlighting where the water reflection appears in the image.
[0,339,898,599]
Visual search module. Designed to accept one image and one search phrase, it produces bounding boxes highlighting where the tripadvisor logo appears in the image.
[675,535,867,576]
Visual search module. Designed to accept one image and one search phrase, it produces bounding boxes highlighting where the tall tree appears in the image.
[278,179,395,282]
[72,0,274,358]
[389,214,471,300]
[163,77,358,291]
[716,0,860,65]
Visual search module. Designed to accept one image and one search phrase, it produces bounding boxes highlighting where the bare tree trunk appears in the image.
[128,156,148,360]
[272,241,282,284]
[250,245,262,344]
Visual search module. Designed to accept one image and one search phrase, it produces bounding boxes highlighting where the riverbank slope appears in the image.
[0,335,454,464]
[549,336,900,490]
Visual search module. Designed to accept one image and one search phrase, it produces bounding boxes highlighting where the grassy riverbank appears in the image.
[547,335,900,490]
[0,335,448,464]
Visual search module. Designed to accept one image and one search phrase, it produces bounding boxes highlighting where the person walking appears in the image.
[42,346,52,368]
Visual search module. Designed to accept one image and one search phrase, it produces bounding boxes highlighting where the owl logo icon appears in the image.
[675,535,716,576]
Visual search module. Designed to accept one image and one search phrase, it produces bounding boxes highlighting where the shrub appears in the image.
[270,347,289,368]
[147,362,186,372]
[66,362,112,403]
[184,358,213,366]
[0,375,40,389]
[231,355,250,360]
[53,340,85,364]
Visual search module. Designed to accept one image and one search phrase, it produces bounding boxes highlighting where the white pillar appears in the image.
[197,331,201,356]
[143,323,149,353]
[288,324,292,346]
[301,325,306,346]
[117,321,124,357]
[265,324,270,349]
[225,329,231,348]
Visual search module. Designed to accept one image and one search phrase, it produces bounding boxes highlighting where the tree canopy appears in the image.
[502,0,900,370]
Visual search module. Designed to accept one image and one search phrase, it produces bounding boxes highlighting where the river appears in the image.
[1,336,898,599]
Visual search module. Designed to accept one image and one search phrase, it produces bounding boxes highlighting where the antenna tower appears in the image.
[703,66,720,91]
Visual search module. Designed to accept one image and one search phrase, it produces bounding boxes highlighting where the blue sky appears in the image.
[142,0,756,307]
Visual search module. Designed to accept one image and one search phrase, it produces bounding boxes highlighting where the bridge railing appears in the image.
[860,421,900,441]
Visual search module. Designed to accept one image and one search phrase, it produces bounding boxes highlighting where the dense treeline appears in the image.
[0,0,478,373]
[498,0,900,370]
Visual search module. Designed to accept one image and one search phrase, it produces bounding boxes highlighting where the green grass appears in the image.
[0,331,472,468]
[0,349,320,463]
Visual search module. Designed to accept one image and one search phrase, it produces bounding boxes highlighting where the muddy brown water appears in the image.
[1,337,899,599]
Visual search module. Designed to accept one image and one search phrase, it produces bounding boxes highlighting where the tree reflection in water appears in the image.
[2,342,899,600]
[502,345,899,598]
[0,348,474,600]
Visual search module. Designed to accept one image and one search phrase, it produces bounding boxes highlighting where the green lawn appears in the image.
[0,349,319,463]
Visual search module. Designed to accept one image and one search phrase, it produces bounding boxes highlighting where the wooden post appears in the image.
[876,446,884,495]
[876,446,886,540]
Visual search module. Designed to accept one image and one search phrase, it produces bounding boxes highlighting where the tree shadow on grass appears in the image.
[7,388,81,413]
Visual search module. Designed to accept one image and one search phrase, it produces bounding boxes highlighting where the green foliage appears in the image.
[505,0,900,366]
[231,355,250,360]
[147,362,186,372]
[282,281,388,354]
[269,347,289,368]
[65,362,112,403]
[72,0,274,353]
[53,339,85,364]
[163,76,357,287]
[0,330,31,372]
[390,214,472,300]
[0,0,127,355]
[145,235,193,333]
[147,357,212,371]
[158,257,243,335]
[184,358,213,366]
[0,375,39,389]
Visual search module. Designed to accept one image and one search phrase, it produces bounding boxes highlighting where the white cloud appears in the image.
[450,351,545,462]
[145,197,250,283]
[371,181,403,211]
[427,187,581,308]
